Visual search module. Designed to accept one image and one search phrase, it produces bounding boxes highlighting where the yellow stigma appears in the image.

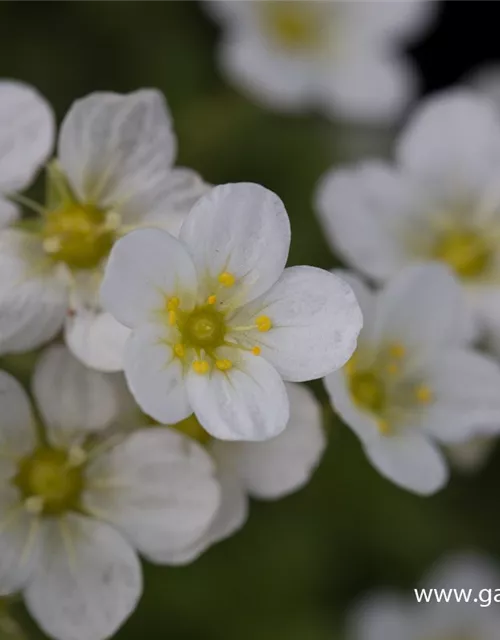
[252,346,261,356]
[42,202,116,269]
[218,271,236,288]
[192,360,210,375]
[171,414,211,445]
[388,343,405,359]
[415,384,433,404]
[216,359,233,371]
[377,419,391,436]
[433,229,491,279]
[174,343,185,358]
[349,369,386,415]
[14,447,84,516]
[261,1,322,51]
[207,295,217,305]
[256,315,272,332]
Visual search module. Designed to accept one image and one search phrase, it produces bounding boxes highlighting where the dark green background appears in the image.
[1,2,500,639]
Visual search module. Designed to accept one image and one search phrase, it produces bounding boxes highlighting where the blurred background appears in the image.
[2,1,500,638]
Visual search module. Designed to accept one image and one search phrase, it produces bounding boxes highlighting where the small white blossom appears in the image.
[0,81,54,227]
[151,382,325,564]
[316,89,500,338]
[0,89,207,371]
[205,0,435,123]
[324,264,500,495]
[102,182,362,442]
[446,436,496,475]
[0,345,219,640]
[348,554,500,640]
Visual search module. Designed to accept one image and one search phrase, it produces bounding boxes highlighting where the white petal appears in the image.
[149,464,248,566]
[123,322,191,424]
[25,514,141,640]
[0,230,67,355]
[101,228,198,329]
[180,183,290,304]
[186,350,289,441]
[33,345,119,446]
[315,161,417,282]
[233,266,362,382]
[0,371,37,456]
[83,428,220,561]
[396,90,500,191]
[374,264,470,352]
[365,432,449,495]
[321,52,416,124]
[346,593,412,640]
[213,382,325,499]
[130,167,210,234]
[0,488,42,595]
[422,350,500,444]
[65,308,131,373]
[0,197,19,229]
[58,89,176,207]
[0,81,54,192]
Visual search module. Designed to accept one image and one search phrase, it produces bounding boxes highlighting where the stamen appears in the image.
[192,360,210,375]
[167,297,180,311]
[66,446,87,468]
[168,310,176,326]
[104,211,121,230]
[207,295,217,305]
[252,346,261,356]
[389,343,405,359]
[415,384,433,404]
[256,315,272,332]
[386,363,399,375]
[24,496,44,515]
[174,343,185,358]
[218,271,236,287]
[215,359,233,371]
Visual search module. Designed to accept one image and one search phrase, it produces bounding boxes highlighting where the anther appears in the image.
[218,272,236,288]
[192,360,210,375]
[389,343,405,359]
[67,446,87,468]
[43,237,62,254]
[216,359,233,371]
[24,496,44,515]
[256,315,272,332]
[207,295,217,305]
[386,363,399,375]
[167,297,180,311]
[104,211,121,230]
[252,346,261,356]
[377,419,391,436]
[415,384,433,404]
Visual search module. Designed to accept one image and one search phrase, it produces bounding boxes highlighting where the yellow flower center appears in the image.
[42,202,117,270]
[180,305,227,350]
[14,447,84,516]
[261,1,323,50]
[433,229,491,279]
[170,414,211,445]
[349,370,386,415]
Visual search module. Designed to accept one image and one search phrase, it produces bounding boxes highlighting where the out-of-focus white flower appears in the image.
[0,89,208,371]
[205,0,436,123]
[102,182,362,442]
[323,264,500,495]
[446,436,496,475]
[316,90,500,338]
[0,81,54,227]
[467,63,500,110]
[152,382,325,564]
[348,553,500,640]
[0,345,219,640]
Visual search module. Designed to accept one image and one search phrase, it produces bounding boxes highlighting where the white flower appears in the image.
[148,382,325,564]
[205,0,435,123]
[0,81,54,227]
[0,344,219,640]
[0,89,207,371]
[348,554,500,640]
[316,89,500,337]
[323,264,500,495]
[446,436,496,475]
[101,182,362,442]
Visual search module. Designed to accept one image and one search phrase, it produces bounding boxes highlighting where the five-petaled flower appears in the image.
[0,345,219,640]
[324,264,500,495]
[102,182,362,441]
[0,89,207,372]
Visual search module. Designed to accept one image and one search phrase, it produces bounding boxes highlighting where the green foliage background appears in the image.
[0,2,498,639]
